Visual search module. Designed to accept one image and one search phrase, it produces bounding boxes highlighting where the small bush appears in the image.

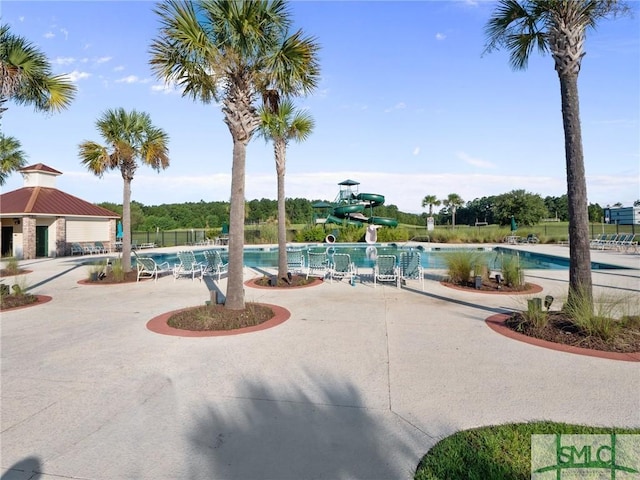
[294,225,327,242]
[110,258,125,282]
[444,250,479,285]
[501,256,523,288]
[562,288,639,341]
[3,257,20,275]
[523,297,549,329]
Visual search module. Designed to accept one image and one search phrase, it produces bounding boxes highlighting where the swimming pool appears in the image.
[142,244,629,271]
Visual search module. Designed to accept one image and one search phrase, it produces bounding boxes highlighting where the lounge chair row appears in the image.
[589,234,638,252]
[287,249,425,290]
[70,241,111,255]
[135,250,228,282]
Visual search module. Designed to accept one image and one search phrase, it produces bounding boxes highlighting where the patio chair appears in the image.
[202,250,229,280]
[93,241,109,254]
[399,251,424,290]
[307,251,330,279]
[330,253,357,283]
[70,243,84,255]
[173,250,204,281]
[374,254,399,288]
[136,257,171,282]
[286,249,306,275]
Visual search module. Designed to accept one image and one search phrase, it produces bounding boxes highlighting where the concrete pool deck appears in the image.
[1,243,639,479]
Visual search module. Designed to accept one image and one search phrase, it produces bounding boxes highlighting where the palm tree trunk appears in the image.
[225,139,246,310]
[559,72,592,306]
[122,177,132,272]
[275,141,287,279]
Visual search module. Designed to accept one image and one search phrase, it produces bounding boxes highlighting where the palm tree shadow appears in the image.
[1,456,42,479]
[187,376,427,480]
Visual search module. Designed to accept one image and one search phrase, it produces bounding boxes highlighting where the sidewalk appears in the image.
[2,244,639,479]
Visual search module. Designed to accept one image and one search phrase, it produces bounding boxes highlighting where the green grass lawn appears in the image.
[414,421,640,480]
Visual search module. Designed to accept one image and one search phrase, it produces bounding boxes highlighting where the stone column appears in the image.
[22,216,36,260]
[55,217,67,256]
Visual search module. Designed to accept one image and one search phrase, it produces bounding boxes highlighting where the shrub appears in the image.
[562,288,639,341]
[294,225,327,242]
[444,250,479,285]
[110,258,125,282]
[3,257,20,275]
[501,256,523,288]
[523,297,549,329]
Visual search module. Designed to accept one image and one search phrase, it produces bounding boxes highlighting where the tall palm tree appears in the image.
[150,0,320,310]
[78,108,170,273]
[0,24,76,118]
[442,193,464,228]
[484,0,627,306]
[421,195,441,216]
[257,99,314,280]
[0,134,27,185]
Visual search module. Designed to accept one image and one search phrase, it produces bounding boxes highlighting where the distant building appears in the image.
[603,206,640,225]
[0,164,119,259]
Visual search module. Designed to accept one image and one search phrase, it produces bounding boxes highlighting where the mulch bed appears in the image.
[0,269,32,277]
[246,274,322,289]
[441,278,542,294]
[505,312,640,354]
[79,270,141,284]
[1,295,52,311]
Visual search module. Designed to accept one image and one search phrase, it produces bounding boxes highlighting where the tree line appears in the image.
[97,189,609,232]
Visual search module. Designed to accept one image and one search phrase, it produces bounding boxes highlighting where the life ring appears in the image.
[325,234,336,244]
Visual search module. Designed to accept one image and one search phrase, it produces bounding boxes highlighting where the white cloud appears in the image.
[116,75,150,83]
[95,56,112,65]
[413,147,420,156]
[66,70,91,82]
[456,151,496,169]
[60,28,69,40]
[435,33,446,41]
[113,65,125,72]
[54,57,76,66]
[151,83,181,95]
[44,31,55,39]
[384,102,406,113]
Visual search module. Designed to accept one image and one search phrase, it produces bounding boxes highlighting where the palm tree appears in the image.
[257,99,314,280]
[0,134,27,185]
[150,0,320,310]
[442,193,464,228]
[421,195,441,216]
[484,0,628,306]
[0,24,76,118]
[78,108,170,273]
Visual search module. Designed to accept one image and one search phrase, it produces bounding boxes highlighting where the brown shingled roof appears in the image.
[19,163,63,175]
[0,187,119,218]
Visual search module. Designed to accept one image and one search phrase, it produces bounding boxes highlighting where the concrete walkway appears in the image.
[1,244,639,479]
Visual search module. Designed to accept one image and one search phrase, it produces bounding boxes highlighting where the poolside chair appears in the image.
[307,251,330,279]
[286,249,306,275]
[136,257,171,282]
[374,254,399,288]
[202,250,228,280]
[173,250,204,281]
[330,253,357,283]
[93,241,109,254]
[70,243,84,255]
[519,234,539,244]
[399,251,424,291]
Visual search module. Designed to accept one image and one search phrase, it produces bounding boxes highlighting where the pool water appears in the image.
[143,244,628,271]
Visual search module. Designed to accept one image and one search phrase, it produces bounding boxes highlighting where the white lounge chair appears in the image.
[330,253,357,284]
[202,250,228,280]
[399,251,424,290]
[174,251,204,281]
[307,251,330,279]
[374,254,399,288]
[70,243,84,255]
[286,249,306,275]
[136,257,171,282]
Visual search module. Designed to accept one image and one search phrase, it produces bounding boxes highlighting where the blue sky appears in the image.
[2,0,639,214]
